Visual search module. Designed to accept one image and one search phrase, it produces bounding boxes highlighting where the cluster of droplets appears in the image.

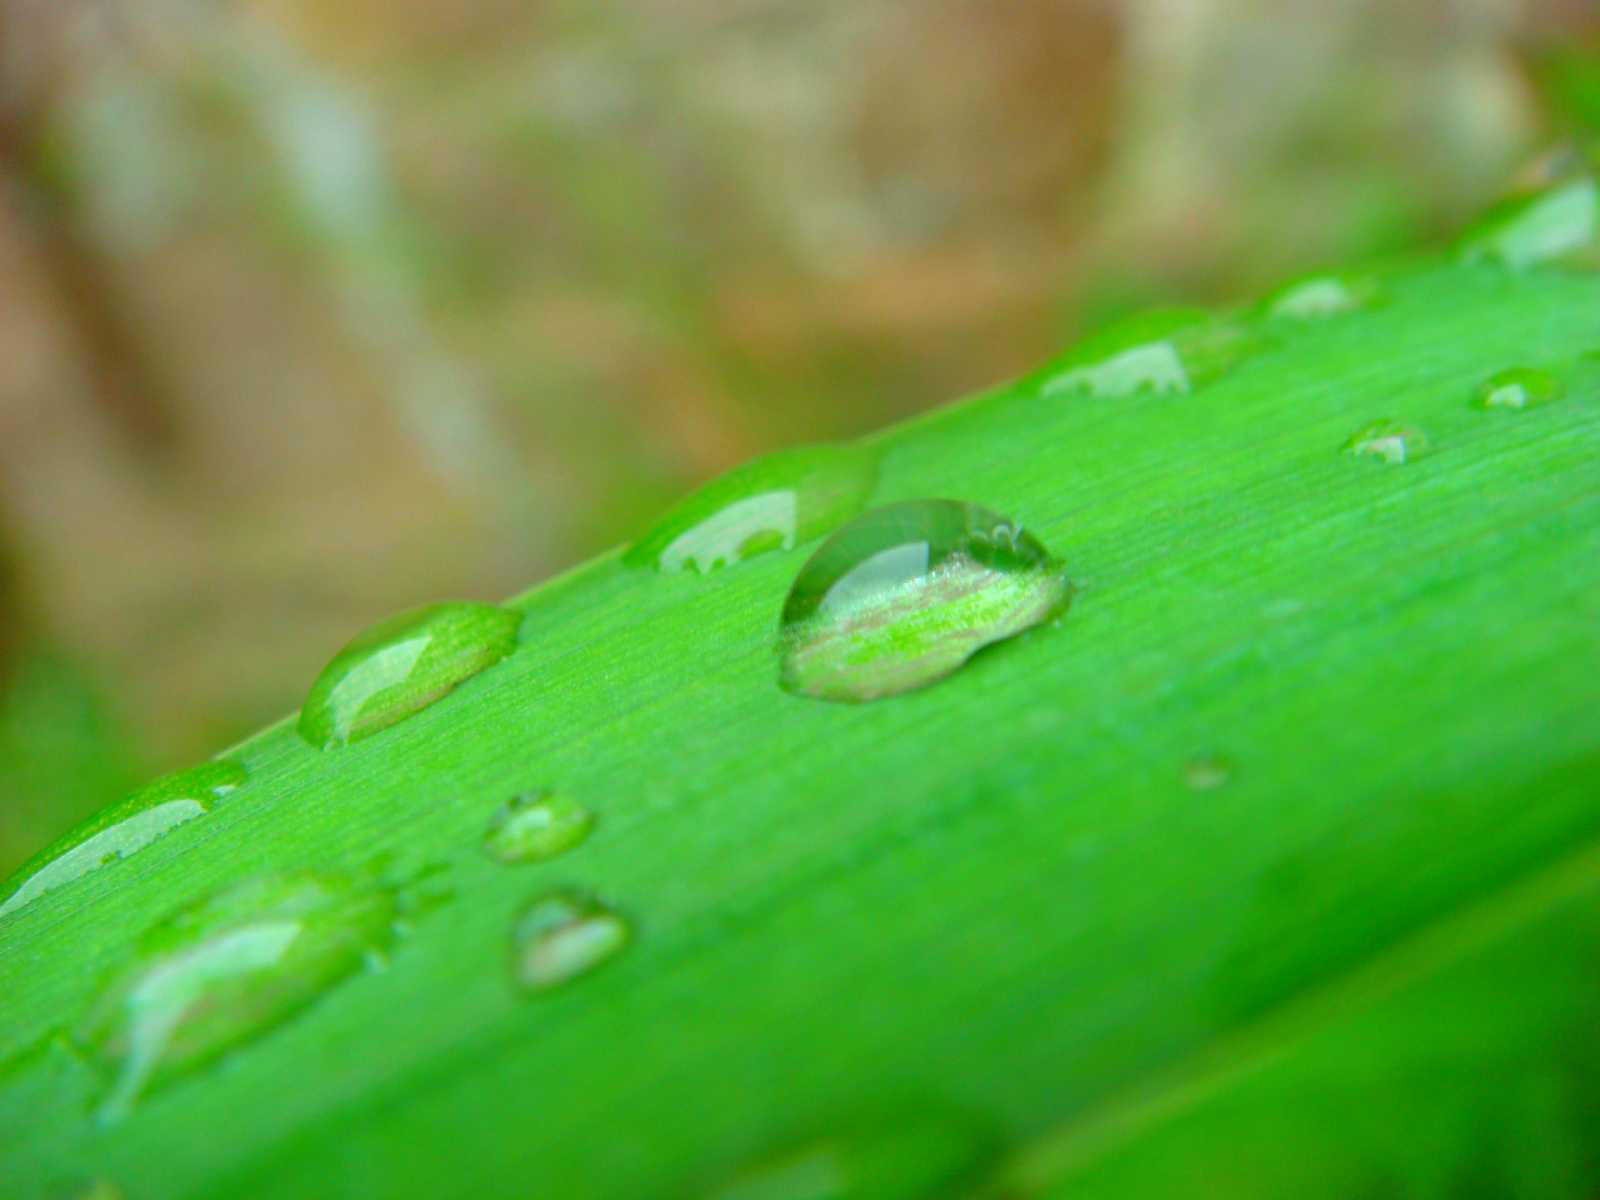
[4,143,1595,1192]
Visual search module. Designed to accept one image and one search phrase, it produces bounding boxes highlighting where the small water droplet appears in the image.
[624,444,880,575]
[1184,757,1232,791]
[706,1117,990,1200]
[0,762,247,921]
[1039,308,1263,398]
[1343,420,1429,466]
[511,890,629,992]
[1475,366,1564,411]
[1262,272,1381,321]
[63,1181,124,1200]
[297,602,521,749]
[1458,173,1599,269]
[78,870,401,1123]
[778,500,1071,704]
[482,792,593,864]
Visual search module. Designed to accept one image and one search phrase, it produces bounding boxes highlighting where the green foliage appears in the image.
[1,240,1598,1199]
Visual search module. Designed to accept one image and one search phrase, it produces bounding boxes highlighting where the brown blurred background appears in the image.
[1,0,1597,874]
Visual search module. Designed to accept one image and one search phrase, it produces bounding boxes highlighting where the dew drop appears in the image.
[624,443,880,575]
[1475,366,1563,411]
[1458,173,1599,269]
[1038,308,1263,399]
[511,890,629,992]
[1261,272,1380,321]
[1184,756,1232,791]
[706,1117,990,1200]
[297,602,521,749]
[78,870,401,1123]
[0,762,247,921]
[482,792,593,865]
[63,1181,124,1200]
[1343,420,1429,466]
[778,500,1071,704]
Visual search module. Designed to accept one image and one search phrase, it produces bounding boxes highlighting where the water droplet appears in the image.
[482,792,593,864]
[78,870,400,1122]
[1475,366,1563,411]
[706,1117,990,1200]
[1343,420,1428,466]
[298,602,521,749]
[1184,757,1232,791]
[1458,174,1599,269]
[511,890,629,992]
[63,1181,124,1200]
[0,762,247,921]
[1039,308,1263,398]
[778,500,1071,704]
[1262,273,1380,321]
[624,444,880,575]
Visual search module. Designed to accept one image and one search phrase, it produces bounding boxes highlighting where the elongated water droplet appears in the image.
[1343,420,1428,466]
[778,500,1071,704]
[298,602,521,749]
[1475,366,1563,411]
[482,792,593,864]
[625,444,880,575]
[1039,308,1262,398]
[707,1117,990,1200]
[78,871,400,1123]
[1458,174,1599,269]
[1262,272,1381,320]
[511,890,629,992]
[0,762,246,921]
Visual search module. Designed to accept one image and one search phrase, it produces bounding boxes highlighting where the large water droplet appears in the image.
[1475,366,1564,411]
[1343,420,1429,466]
[706,1117,990,1200]
[298,602,521,749]
[511,890,629,992]
[0,762,247,921]
[778,500,1071,704]
[78,871,400,1123]
[1261,272,1381,321]
[482,792,593,864]
[1038,308,1262,398]
[624,444,880,575]
[1458,174,1599,269]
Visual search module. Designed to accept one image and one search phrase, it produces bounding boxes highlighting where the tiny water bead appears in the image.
[482,792,593,864]
[1184,756,1232,791]
[1343,420,1429,466]
[624,443,880,575]
[297,601,521,749]
[0,762,247,921]
[1262,272,1381,321]
[64,1181,123,1200]
[1038,308,1263,399]
[706,1117,990,1200]
[1475,367,1563,411]
[77,870,402,1123]
[511,890,629,992]
[1458,173,1599,269]
[778,500,1071,704]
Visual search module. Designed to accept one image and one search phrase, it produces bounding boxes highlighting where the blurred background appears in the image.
[1,0,1597,875]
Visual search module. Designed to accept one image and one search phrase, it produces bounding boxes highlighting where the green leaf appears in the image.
[2,237,1598,1198]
